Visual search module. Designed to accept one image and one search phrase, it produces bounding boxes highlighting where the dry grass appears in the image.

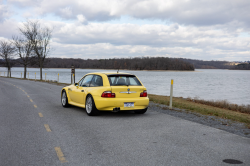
[187,97,250,114]
[148,94,250,128]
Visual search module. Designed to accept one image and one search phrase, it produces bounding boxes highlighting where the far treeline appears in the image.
[40,57,195,71]
[180,58,250,70]
[30,57,250,70]
[231,63,250,70]
[4,57,249,70]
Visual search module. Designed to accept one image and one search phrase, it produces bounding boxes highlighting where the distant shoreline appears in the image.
[0,66,197,72]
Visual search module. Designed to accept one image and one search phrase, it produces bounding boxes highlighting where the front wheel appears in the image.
[85,95,99,116]
[134,108,148,114]
[61,90,69,107]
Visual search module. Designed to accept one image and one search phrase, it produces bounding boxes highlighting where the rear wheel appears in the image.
[61,90,69,107]
[85,95,99,116]
[134,108,148,114]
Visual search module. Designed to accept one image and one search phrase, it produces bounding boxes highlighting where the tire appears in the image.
[85,95,99,116]
[134,108,148,114]
[61,90,69,107]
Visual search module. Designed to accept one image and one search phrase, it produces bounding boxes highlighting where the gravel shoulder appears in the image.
[149,102,250,138]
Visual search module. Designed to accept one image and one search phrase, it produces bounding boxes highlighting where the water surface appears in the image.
[0,67,249,105]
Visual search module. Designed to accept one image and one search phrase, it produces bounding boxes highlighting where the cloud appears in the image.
[1,1,250,61]
[0,3,11,22]
[0,19,20,38]
[7,0,250,27]
[45,20,249,61]
[51,21,249,49]
[51,41,249,61]
[1,18,248,61]
[76,14,88,25]
[7,0,39,7]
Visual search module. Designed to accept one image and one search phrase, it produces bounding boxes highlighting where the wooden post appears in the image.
[35,73,36,81]
[71,66,75,84]
[169,79,174,109]
[58,73,59,83]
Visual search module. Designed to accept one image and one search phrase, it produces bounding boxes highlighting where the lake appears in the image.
[0,67,249,105]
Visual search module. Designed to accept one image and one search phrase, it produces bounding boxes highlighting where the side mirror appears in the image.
[75,83,79,87]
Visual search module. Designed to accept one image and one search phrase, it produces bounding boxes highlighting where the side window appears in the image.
[90,75,103,87]
[78,78,84,85]
[79,75,93,87]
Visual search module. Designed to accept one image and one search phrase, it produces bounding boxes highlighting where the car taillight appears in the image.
[101,91,115,98]
[140,90,147,97]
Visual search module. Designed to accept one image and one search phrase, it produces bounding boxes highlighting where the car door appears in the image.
[68,78,84,102]
[71,75,94,104]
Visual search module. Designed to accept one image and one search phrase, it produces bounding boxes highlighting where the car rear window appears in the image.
[108,75,142,86]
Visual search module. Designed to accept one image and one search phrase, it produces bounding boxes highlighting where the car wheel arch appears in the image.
[61,89,66,96]
[86,93,94,102]
[85,94,99,116]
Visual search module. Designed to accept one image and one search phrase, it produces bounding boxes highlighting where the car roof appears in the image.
[87,72,134,75]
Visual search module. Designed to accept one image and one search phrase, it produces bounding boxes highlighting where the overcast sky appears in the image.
[0,0,249,61]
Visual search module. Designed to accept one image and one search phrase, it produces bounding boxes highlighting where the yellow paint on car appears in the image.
[61,72,149,111]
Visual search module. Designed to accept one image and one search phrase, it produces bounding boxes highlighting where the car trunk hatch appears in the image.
[111,86,143,98]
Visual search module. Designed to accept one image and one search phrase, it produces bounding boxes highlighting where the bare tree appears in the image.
[12,36,34,79]
[19,20,52,80]
[0,40,16,77]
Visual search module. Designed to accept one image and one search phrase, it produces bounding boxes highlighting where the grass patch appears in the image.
[187,97,250,114]
[148,94,250,128]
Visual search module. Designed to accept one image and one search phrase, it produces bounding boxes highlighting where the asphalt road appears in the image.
[0,77,250,166]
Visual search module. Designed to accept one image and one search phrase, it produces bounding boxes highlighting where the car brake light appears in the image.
[140,90,147,97]
[101,91,115,98]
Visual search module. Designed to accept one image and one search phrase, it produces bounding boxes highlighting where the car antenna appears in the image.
[117,69,119,73]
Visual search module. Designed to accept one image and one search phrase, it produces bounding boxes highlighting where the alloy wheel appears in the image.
[86,97,92,113]
[62,92,66,106]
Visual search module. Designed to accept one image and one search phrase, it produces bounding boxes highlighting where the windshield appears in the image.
[108,75,142,86]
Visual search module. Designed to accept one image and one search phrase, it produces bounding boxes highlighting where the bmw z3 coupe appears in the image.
[61,72,149,116]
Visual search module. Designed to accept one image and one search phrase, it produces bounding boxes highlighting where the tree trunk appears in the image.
[7,67,11,77]
[40,65,43,80]
[24,65,27,79]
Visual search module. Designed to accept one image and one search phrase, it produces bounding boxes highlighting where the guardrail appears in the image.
[0,72,61,83]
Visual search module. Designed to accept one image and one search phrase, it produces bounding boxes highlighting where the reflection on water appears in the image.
[0,67,249,105]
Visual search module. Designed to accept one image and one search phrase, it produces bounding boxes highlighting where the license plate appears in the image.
[124,102,134,108]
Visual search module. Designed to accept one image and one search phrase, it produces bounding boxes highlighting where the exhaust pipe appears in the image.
[113,107,120,112]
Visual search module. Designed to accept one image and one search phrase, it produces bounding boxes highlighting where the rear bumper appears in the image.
[93,96,149,111]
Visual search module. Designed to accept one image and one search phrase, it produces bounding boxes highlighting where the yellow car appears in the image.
[61,72,149,116]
